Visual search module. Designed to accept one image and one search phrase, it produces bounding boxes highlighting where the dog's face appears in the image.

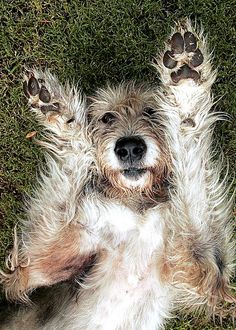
[88,84,170,192]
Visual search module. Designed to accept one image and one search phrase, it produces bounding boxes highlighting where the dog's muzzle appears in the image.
[115,136,147,162]
[114,136,147,179]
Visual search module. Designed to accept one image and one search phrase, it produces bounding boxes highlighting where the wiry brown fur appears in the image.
[162,234,235,314]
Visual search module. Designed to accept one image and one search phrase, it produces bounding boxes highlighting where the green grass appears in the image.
[0,0,235,328]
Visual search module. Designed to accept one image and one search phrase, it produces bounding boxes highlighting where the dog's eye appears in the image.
[143,107,156,117]
[101,112,116,124]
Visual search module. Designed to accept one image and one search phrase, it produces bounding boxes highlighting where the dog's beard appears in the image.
[99,167,153,191]
[119,168,151,189]
[122,168,147,180]
[99,137,165,191]
[102,162,157,191]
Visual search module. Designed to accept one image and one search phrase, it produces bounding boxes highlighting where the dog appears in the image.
[0,20,235,329]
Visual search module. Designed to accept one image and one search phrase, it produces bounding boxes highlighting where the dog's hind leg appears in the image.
[154,20,235,318]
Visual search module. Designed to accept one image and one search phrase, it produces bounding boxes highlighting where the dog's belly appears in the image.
[76,263,170,330]
[67,205,172,330]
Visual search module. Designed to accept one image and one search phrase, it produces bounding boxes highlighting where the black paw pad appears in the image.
[163,50,177,69]
[28,76,40,96]
[190,49,204,67]
[41,103,60,114]
[39,86,51,103]
[184,32,197,52]
[171,64,200,83]
[170,33,184,54]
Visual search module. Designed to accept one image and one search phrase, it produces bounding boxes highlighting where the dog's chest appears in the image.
[82,197,166,277]
[96,199,162,234]
[97,202,166,272]
[96,206,167,328]
[75,200,169,329]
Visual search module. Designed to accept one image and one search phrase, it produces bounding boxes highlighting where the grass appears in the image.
[0,0,235,328]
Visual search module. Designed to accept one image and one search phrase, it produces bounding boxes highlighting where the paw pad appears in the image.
[39,86,51,103]
[28,77,40,96]
[184,32,197,52]
[170,33,184,54]
[171,64,200,83]
[163,50,177,69]
[24,73,60,115]
[41,103,60,114]
[190,48,204,67]
[163,30,204,83]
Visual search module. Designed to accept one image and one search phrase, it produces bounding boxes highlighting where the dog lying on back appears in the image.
[0,20,235,329]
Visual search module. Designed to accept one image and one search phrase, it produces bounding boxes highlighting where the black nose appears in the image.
[114,137,147,163]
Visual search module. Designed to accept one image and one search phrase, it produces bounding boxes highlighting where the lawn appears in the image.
[0,0,235,329]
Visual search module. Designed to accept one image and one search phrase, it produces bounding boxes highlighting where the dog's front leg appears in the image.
[0,71,98,303]
[155,20,235,314]
[0,157,97,303]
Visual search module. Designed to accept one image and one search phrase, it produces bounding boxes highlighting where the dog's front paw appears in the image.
[163,30,203,84]
[23,70,76,126]
[157,19,215,87]
[24,72,59,114]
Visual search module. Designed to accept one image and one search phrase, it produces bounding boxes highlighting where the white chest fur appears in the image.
[82,197,166,257]
[72,199,171,330]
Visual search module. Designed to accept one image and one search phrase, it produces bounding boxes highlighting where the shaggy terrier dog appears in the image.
[0,20,235,329]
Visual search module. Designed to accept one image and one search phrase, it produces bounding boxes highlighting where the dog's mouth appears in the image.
[122,167,147,180]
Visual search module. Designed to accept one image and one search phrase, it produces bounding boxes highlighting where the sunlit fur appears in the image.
[0,20,235,330]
